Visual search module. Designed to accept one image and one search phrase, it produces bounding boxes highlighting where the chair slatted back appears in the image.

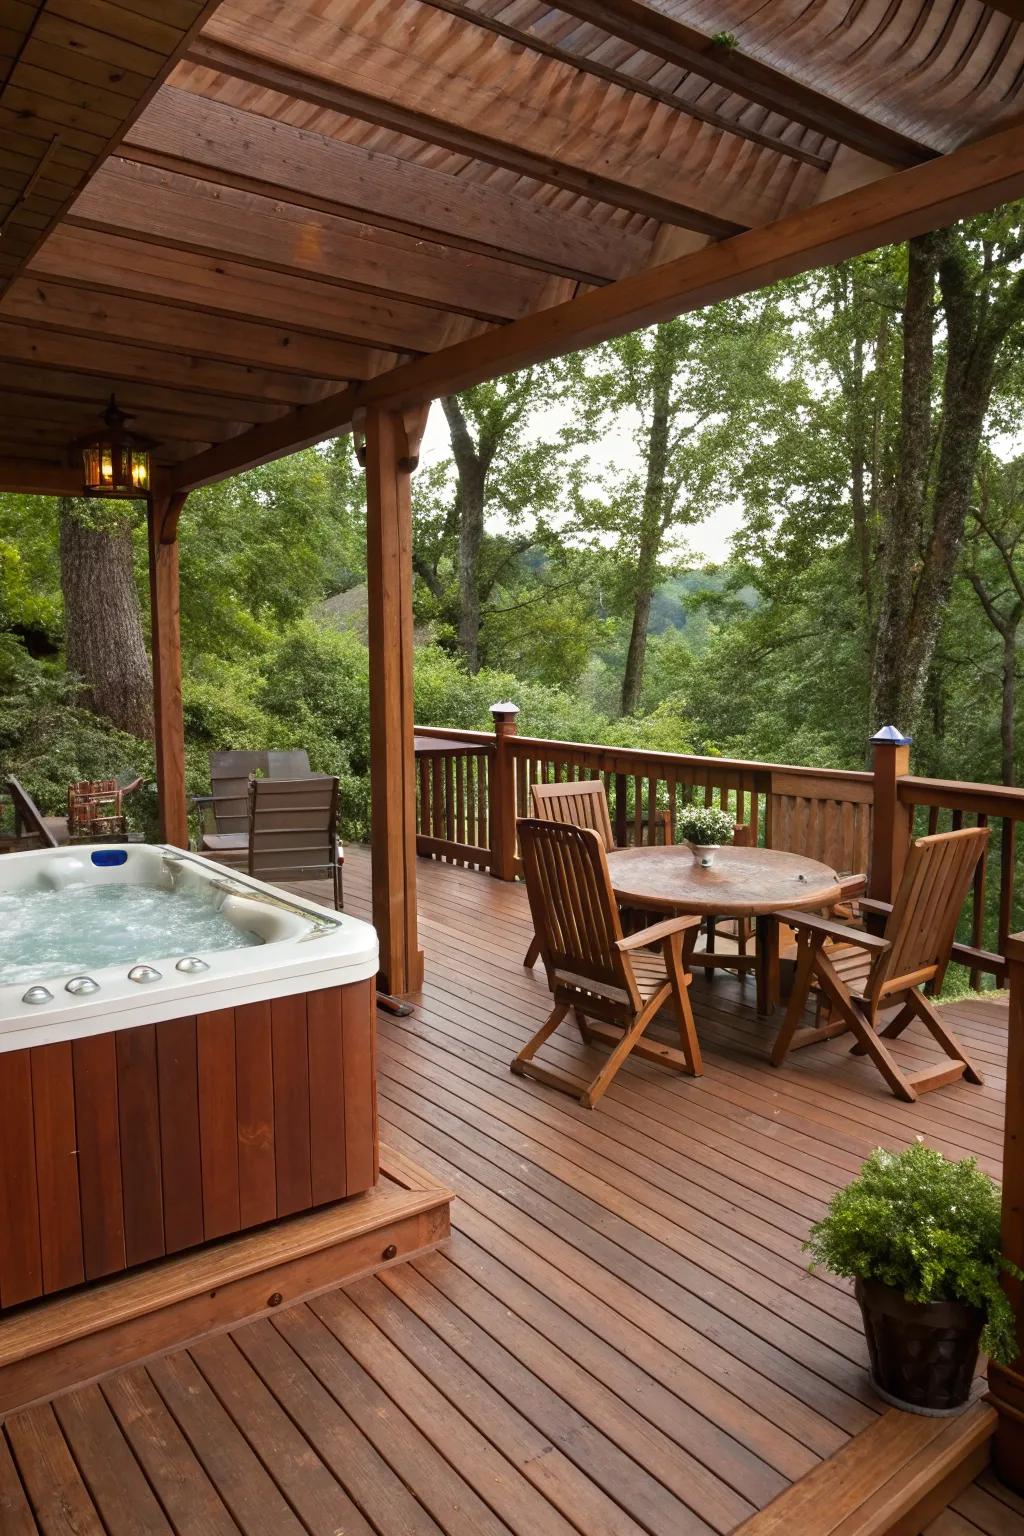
[248,776,339,884]
[767,772,872,877]
[871,827,989,999]
[209,751,267,836]
[518,818,638,1011]
[7,777,57,848]
[529,779,615,851]
[209,750,313,835]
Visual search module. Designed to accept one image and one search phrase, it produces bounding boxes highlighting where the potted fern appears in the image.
[677,804,735,867]
[806,1144,1021,1415]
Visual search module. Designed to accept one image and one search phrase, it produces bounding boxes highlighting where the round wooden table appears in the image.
[605,844,842,1014]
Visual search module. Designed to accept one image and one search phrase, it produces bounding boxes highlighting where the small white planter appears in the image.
[685,840,719,868]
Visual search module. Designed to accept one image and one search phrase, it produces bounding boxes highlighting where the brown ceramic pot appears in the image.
[855,1277,983,1415]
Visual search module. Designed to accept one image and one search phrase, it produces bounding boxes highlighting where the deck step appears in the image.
[734,1399,995,1536]
[0,1146,451,1417]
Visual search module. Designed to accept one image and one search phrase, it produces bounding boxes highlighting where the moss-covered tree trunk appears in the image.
[620,325,673,717]
[870,230,1024,734]
[59,498,153,738]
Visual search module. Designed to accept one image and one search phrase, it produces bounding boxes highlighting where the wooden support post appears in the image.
[147,492,188,848]
[990,931,1024,1493]
[489,702,519,881]
[868,725,913,904]
[364,405,426,995]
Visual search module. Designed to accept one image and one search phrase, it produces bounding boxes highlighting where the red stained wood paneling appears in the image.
[156,1015,204,1254]
[0,1049,42,1306]
[72,1033,126,1280]
[271,994,312,1216]
[342,980,377,1194]
[116,1024,165,1267]
[197,1009,240,1240]
[234,1000,277,1228]
[30,1043,84,1295]
[307,986,347,1204]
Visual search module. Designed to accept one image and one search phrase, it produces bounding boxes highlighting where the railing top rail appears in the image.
[898,775,1024,818]
[414,726,495,751]
[506,734,873,785]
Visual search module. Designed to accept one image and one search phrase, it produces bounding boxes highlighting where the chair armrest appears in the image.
[857,896,893,919]
[616,914,701,951]
[837,872,867,899]
[191,794,214,808]
[773,908,890,953]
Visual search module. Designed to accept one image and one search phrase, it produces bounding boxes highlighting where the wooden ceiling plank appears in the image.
[13,58,145,115]
[550,0,933,167]
[170,119,1024,493]
[124,87,649,282]
[0,358,288,422]
[67,158,554,322]
[0,388,251,442]
[0,277,402,379]
[29,225,484,352]
[29,11,166,79]
[0,98,112,156]
[44,0,188,57]
[413,0,829,170]
[185,36,746,237]
[18,41,150,103]
[0,316,339,404]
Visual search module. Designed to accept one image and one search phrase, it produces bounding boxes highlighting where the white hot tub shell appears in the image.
[0,842,378,1050]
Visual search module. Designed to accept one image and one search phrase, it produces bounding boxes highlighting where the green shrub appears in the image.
[806,1143,1021,1363]
[0,636,155,832]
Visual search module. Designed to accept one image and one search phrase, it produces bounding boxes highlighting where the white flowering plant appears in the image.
[678,805,735,846]
[805,1143,1022,1364]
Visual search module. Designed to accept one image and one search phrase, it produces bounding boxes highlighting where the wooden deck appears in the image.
[1,846,1021,1535]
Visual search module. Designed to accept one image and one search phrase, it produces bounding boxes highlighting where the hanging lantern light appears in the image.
[71,395,154,498]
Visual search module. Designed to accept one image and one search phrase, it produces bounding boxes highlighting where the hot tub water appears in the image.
[0,882,261,986]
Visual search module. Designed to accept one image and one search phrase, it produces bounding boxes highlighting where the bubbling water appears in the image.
[0,882,261,987]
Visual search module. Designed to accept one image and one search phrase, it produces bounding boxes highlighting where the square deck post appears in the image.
[147,491,189,848]
[363,405,426,995]
[990,932,1024,1492]
[868,725,912,903]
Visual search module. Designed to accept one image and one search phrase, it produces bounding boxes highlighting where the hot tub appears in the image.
[0,844,380,1309]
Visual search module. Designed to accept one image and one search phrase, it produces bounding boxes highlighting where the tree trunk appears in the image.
[620,325,673,716]
[59,499,153,738]
[442,395,487,673]
[1002,622,1017,787]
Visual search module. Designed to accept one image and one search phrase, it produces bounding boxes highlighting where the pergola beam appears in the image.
[551,0,934,168]
[185,38,747,238]
[0,458,81,496]
[170,119,1024,494]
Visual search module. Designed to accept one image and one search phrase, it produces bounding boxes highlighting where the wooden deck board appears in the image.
[2,845,1020,1535]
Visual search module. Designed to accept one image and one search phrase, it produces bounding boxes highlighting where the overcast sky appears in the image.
[415,398,744,566]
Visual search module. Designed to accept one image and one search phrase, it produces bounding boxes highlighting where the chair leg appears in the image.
[910,991,985,1085]
[574,1007,591,1043]
[704,917,717,981]
[666,956,702,1076]
[523,933,541,969]
[511,1002,569,1076]
[581,996,661,1110]
[811,957,917,1101]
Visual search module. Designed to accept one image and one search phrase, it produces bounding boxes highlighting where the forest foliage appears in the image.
[3,206,1024,840]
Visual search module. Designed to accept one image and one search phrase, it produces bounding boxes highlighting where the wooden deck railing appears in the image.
[413,707,1024,977]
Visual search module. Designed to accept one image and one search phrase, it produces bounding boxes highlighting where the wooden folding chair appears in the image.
[512,817,702,1109]
[771,826,988,1102]
[522,780,616,969]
